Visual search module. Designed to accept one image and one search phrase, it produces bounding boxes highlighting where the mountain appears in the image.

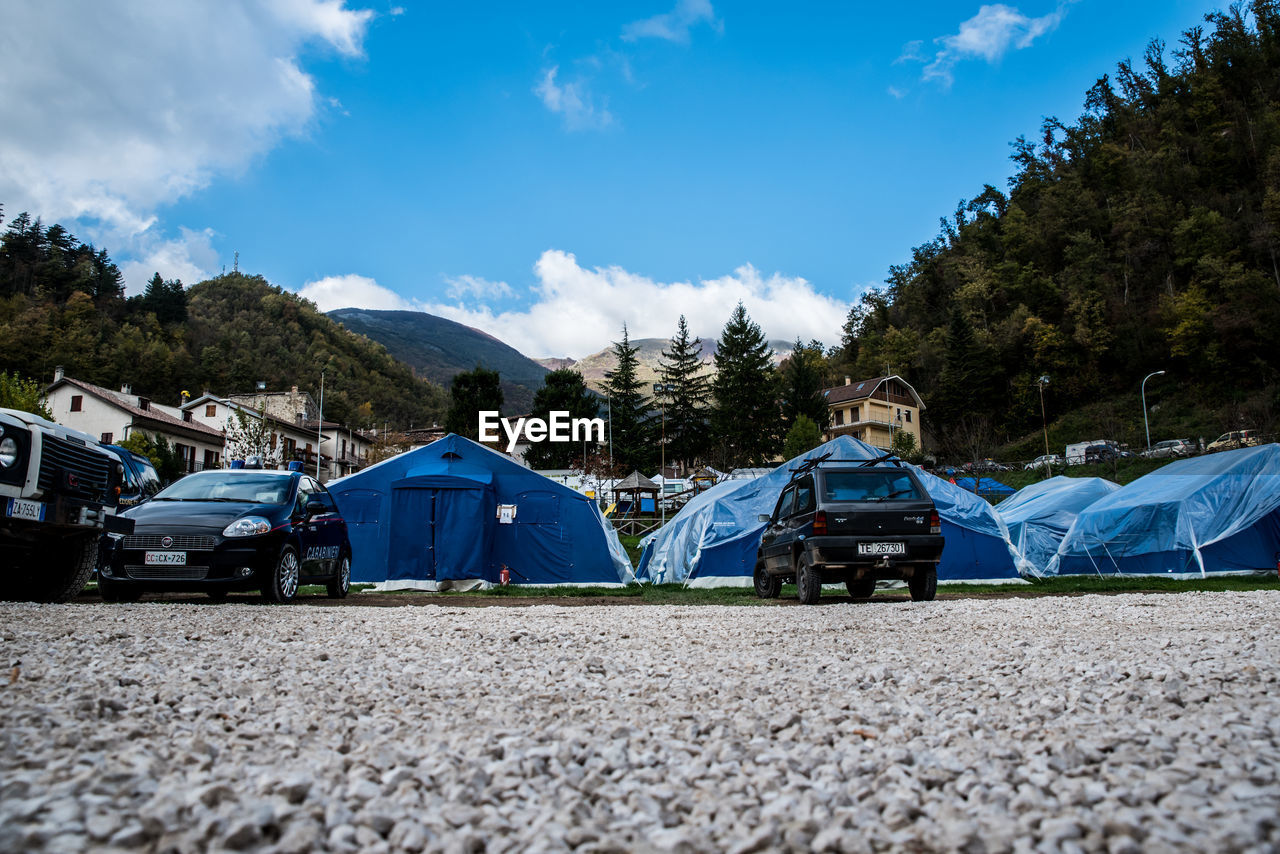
[328,308,550,414]
[538,337,794,392]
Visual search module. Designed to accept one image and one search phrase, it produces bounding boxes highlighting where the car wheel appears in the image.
[845,577,876,599]
[908,565,937,602]
[263,546,301,603]
[796,553,822,605]
[98,574,142,603]
[18,534,99,603]
[753,559,780,599]
[327,553,351,599]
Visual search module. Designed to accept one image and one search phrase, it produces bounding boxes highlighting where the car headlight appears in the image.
[222,516,272,537]
[0,436,17,468]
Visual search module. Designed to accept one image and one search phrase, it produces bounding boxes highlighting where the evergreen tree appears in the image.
[135,272,188,325]
[602,325,653,474]
[524,369,599,469]
[445,366,504,440]
[711,303,778,467]
[657,315,711,469]
[782,414,822,460]
[780,338,829,432]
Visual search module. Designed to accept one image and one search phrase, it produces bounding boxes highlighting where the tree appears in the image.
[524,369,599,469]
[782,414,822,460]
[134,272,188,325]
[118,431,186,484]
[780,338,828,431]
[602,325,653,473]
[0,370,52,419]
[657,315,711,469]
[224,403,283,468]
[445,366,503,440]
[711,303,779,467]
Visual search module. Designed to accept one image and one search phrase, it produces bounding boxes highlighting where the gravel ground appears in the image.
[1,593,1278,853]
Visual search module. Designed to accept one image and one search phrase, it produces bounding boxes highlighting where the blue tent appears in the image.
[1049,444,1280,577]
[996,476,1120,574]
[953,476,1015,497]
[636,435,1026,586]
[329,434,634,589]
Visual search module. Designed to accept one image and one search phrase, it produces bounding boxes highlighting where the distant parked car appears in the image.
[1144,439,1194,459]
[1083,444,1119,465]
[1025,454,1064,470]
[1207,430,1261,453]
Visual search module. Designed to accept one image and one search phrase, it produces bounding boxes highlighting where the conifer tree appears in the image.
[780,338,829,432]
[445,366,503,440]
[602,325,653,474]
[524,369,599,469]
[657,315,711,469]
[711,303,778,467]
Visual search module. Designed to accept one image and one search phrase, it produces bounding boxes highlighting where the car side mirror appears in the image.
[305,500,327,518]
[758,514,771,523]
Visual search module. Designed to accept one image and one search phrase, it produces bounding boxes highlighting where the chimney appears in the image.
[138,397,150,411]
[121,384,132,394]
[291,385,299,395]
[54,366,64,382]
[844,376,851,386]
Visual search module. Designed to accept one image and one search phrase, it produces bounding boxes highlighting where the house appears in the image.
[821,375,925,452]
[45,368,225,473]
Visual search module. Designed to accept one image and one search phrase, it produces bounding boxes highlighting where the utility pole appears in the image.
[1038,376,1051,477]
[316,371,324,479]
[1142,370,1166,452]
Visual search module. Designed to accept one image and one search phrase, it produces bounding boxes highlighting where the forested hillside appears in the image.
[0,216,447,429]
[837,3,1280,455]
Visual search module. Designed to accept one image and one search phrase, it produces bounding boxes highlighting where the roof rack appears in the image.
[788,452,910,478]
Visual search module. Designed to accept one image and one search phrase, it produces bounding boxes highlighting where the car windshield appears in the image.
[155,472,293,504]
[822,470,923,502]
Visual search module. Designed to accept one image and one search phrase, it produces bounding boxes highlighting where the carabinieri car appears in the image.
[98,468,351,603]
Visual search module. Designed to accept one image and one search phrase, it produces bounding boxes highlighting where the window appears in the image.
[773,486,795,520]
[100,432,113,444]
[203,449,220,469]
[205,404,217,417]
[183,411,192,422]
[70,395,82,412]
[905,411,912,423]
[834,409,844,426]
[794,479,815,514]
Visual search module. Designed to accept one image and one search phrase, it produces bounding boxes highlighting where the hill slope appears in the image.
[540,337,793,392]
[328,308,550,413]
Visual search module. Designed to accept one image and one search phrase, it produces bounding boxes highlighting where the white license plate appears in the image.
[859,542,906,556]
[144,551,187,566]
[5,498,46,522]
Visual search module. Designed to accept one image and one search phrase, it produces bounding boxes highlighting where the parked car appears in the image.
[754,459,944,605]
[1025,454,1064,470]
[102,445,162,507]
[1144,439,1194,459]
[98,468,351,603]
[1083,444,1119,465]
[1207,430,1261,453]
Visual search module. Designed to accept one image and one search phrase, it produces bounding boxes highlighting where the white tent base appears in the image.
[363,580,633,592]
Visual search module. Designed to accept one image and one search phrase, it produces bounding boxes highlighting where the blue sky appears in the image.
[1,1,1226,358]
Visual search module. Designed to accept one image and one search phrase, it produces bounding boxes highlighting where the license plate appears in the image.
[5,498,46,522]
[859,542,905,556]
[144,551,187,565]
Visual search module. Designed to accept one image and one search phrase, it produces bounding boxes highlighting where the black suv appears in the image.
[754,456,944,604]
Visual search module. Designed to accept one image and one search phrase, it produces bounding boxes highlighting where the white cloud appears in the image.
[446,275,514,302]
[0,0,375,289]
[298,274,416,312]
[425,250,851,358]
[622,0,720,44]
[119,228,221,295]
[534,66,614,131]
[904,3,1071,87]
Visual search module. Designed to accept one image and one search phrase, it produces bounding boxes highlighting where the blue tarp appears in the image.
[996,476,1120,575]
[636,435,1027,586]
[1048,443,1280,577]
[954,476,1015,497]
[329,434,634,588]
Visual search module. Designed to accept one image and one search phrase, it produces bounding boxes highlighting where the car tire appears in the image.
[263,546,301,603]
[908,565,937,602]
[753,559,780,599]
[98,573,142,603]
[18,534,99,603]
[845,577,876,599]
[327,553,351,599]
[796,553,822,605]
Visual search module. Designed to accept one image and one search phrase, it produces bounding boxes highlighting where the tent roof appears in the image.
[614,471,659,491]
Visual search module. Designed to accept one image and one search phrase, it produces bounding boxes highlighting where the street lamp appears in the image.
[1037,375,1050,475]
[1141,370,1166,452]
[602,371,615,500]
[653,382,675,525]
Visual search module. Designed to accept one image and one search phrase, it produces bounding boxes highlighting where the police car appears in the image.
[98,464,351,603]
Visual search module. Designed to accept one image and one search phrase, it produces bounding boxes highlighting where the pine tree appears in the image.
[780,338,829,432]
[524,369,600,469]
[445,366,504,440]
[602,325,653,474]
[657,315,711,469]
[711,303,778,467]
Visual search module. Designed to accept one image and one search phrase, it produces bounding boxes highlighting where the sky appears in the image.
[0,0,1228,359]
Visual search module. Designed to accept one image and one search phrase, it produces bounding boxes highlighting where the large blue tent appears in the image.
[637,435,1027,586]
[1048,444,1280,577]
[329,434,634,589]
[996,476,1120,575]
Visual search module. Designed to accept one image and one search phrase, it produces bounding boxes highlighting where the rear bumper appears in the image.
[806,534,944,573]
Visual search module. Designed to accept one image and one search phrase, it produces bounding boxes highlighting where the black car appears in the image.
[755,457,944,604]
[98,469,351,603]
[102,445,162,508]
[1083,443,1119,465]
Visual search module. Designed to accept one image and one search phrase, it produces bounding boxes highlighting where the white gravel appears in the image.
[1,593,1279,853]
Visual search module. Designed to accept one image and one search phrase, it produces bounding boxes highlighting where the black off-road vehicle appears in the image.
[754,454,944,605]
